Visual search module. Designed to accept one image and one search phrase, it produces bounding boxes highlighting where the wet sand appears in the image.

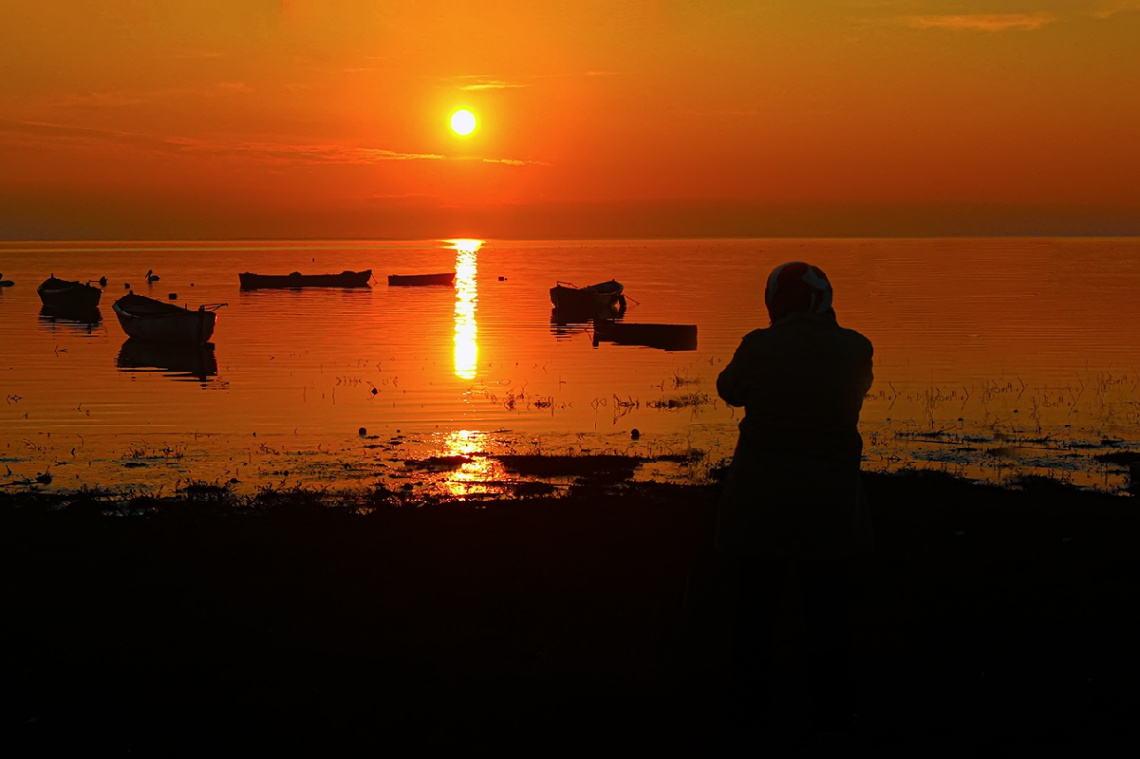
[3,472,1138,754]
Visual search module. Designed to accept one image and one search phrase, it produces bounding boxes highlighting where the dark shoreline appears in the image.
[3,472,1138,753]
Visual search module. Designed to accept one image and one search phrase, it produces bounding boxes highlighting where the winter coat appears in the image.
[716,310,874,560]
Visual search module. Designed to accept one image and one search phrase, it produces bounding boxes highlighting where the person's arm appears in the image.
[860,340,874,397]
[717,338,753,408]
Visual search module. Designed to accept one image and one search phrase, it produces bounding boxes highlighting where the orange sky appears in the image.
[2,1,1139,239]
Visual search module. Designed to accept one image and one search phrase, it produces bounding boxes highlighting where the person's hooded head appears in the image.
[764,261,834,322]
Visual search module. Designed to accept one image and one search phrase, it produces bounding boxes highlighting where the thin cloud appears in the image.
[679,109,759,118]
[460,80,527,91]
[201,142,444,165]
[1091,1,1140,18]
[40,91,152,108]
[0,119,444,165]
[37,82,253,109]
[214,82,252,94]
[903,13,1056,31]
[482,157,550,167]
[0,118,178,151]
[167,49,226,60]
[2,118,536,167]
[444,71,609,90]
[447,74,530,91]
[356,147,445,162]
[363,192,437,200]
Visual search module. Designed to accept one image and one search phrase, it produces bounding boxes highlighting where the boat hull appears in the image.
[549,280,626,313]
[113,294,219,343]
[387,272,456,287]
[239,270,372,289]
[592,321,698,351]
[37,277,102,310]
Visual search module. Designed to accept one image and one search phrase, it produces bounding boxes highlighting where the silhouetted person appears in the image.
[716,261,873,732]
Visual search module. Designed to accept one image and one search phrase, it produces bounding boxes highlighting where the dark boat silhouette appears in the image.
[592,320,697,351]
[37,275,102,310]
[239,270,373,290]
[113,292,224,343]
[117,338,218,380]
[387,272,456,287]
[549,280,626,314]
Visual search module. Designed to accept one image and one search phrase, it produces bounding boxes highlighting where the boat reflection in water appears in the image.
[591,320,698,351]
[550,298,628,328]
[549,300,628,343]
[116,338,219,382]
[450,239,481,380]
[38,306,103,334]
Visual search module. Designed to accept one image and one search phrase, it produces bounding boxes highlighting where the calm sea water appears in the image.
[1,238,1137,497]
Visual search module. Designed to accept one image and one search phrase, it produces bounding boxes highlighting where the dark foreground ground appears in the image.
[3,472,1139,755]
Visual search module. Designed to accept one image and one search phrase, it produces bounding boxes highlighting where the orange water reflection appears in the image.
[436,428,502,498]
[2,239,1139,497]
[450,239,481,380]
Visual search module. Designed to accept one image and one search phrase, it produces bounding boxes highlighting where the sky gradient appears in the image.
[3,1,1139,239]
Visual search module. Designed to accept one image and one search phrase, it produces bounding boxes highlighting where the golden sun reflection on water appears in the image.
[438,429,501,498]
[450,239,481,380]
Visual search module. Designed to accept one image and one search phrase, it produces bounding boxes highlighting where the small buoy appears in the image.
[498,276,507,281]
[371,387,378,396]
[358,427,367,436]
[99,276,107,287]
[124,282,131,289]
[168,293,178,300]
[631,428,641,440]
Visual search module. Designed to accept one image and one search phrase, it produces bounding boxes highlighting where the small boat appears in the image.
[0,274,14,287]
[238,270,372,290]
[549,280,626,314]
[387,272,456,287]
[592,320,697,351]
[37,275,102,310]
[113,292,225,343]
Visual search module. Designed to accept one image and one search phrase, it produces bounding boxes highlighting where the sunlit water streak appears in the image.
[1,238,1138,497]
[451,239,480,380]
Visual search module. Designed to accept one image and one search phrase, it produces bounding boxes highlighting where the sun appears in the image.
[450,109,477,136]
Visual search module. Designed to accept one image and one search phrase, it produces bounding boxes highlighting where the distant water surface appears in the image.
[1,238,1137,496]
